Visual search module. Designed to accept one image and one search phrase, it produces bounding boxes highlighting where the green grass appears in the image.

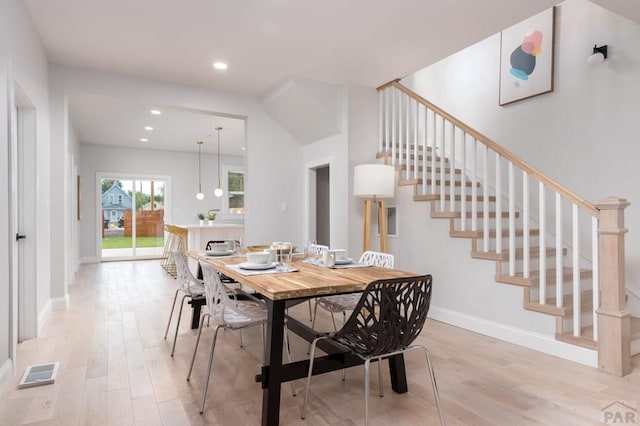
[102,237,164,249]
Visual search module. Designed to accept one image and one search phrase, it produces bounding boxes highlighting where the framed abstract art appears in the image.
[499,7,555,106]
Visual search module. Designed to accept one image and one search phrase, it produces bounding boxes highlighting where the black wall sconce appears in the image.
[588,44,608,65]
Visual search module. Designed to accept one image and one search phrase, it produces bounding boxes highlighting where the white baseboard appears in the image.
[50,295,69,311]
[0,358,13,395]
[38,299,52,335]
[429,305,598,368]
[80,257,100,264]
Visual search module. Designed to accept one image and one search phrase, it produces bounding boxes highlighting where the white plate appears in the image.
[204,250,235,256]
[239,262,276,270]
[334,258,353,265]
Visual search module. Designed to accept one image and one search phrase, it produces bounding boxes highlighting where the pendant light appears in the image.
[214,126,224,197]
[196,141,205,200]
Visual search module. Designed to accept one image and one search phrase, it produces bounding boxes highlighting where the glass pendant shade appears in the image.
[214,127,224,198]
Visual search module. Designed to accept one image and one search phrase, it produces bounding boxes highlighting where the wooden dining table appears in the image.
[194,252,420,426]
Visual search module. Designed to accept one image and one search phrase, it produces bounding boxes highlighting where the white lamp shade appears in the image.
[353,164,395,199]
[587,52,605,65]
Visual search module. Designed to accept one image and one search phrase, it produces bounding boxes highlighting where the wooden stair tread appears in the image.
[397,164,462,174]
[399,178,479,187]
[433,210,518,219]
[495,267,593,287]
[450,228,540,238]
[414,193,497,202]
[524,289,593,317]
[556,326,597,350]
[377,152,448,162]
[472,246,566,261]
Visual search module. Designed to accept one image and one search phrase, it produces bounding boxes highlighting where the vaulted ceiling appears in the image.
[25,0,637,153]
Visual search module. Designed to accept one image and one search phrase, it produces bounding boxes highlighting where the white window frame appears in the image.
[221,165,245,219]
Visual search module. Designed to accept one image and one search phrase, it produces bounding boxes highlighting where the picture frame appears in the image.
[499,7,555,106]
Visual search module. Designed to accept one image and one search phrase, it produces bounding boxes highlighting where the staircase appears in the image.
[377,80,633,376]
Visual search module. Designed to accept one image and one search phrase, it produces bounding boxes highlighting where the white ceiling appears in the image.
[25,0,568,154]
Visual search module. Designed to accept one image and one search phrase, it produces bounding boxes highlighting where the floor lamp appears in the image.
[354,164,395,253]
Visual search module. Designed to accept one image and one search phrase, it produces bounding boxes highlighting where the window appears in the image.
[221,165,244,217]
[118,194,123,204]
[109,194,114,204]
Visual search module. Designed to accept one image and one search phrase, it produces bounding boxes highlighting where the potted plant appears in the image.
[207,209,218,226]
[197,212,205,226]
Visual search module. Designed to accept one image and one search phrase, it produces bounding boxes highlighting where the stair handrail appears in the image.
[378,80,600,218]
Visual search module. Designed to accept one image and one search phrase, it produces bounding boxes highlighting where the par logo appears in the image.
[602,401,637,424]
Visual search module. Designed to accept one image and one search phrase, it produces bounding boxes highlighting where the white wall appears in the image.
[0,0,51,389]
[79,143,243,261]
[396,0,640,347]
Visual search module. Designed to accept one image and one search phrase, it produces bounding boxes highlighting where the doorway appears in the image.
[315,166,330,246]
[99,175,168,260]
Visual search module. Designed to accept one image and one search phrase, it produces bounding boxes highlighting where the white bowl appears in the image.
[246,252,271,265]
[330,249,347,261]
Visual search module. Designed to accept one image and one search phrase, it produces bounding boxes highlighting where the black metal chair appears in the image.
[301,275,445,425]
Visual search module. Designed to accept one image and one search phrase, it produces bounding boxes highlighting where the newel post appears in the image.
[596,197,631,376]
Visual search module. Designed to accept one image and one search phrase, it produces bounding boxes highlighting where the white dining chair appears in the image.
[187,262,296,414]
[164,250,206,357]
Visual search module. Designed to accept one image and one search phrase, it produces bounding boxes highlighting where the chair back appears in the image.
[200,262,266,324]
[172,250,201,295]
[335,275,432,358]
[359,251,394,269]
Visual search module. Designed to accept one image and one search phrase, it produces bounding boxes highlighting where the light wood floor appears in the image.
[1,260,639,425]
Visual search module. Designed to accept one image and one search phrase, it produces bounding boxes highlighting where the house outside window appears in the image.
[221,165,244,218]
[118,194,123,204]
[109,194,114,204]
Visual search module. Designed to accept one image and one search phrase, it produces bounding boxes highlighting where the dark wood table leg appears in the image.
[388,353,408,394]
[187,297,205,329]
[262,299,286,426]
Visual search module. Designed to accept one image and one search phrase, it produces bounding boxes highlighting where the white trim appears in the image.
[0,358,14,394]
[80,257,100,264]
[37,299,51,335]
[50,295,69,312]
[429,305,598,368]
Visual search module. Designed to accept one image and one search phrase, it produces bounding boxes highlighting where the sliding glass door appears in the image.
[100,176,167,260]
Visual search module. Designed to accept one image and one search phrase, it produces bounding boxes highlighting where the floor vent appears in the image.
[18,362,60,389]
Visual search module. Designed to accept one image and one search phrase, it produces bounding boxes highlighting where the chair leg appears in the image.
[341,311,347,381]
[308,302,320,354]
[187,313,210,381]
[364,359,371,426]
[421,347,445,426]
[164,289,180,339]
[171,294,188,357]
[329,312,338,331]
[239,329,244,348]
[377,358,383,397]
[301,337,322,419]
[283,324,296,397]
[307,300,313,321]
[200,326,221,414]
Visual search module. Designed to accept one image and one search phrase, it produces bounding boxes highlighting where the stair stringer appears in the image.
[393,182,598,367]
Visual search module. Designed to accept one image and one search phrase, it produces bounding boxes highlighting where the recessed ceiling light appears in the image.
[140,138,149,142]
[150,109,162,115]
[144,126,154,131]
[213,62,228,70]
[241,147,245,151]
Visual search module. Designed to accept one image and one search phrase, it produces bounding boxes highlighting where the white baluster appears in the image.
[414,99,419,180]
[378,89,383,154]
[421,104,427,195]
[539,182,546,304]
[430,109,436,195]
[495,153,502,254]
[471,139,477,231]
[391,89,396,166]
[556,194,563,308]
[439,115,445,211]
[509,162,515,276]
[592,216,599,342]
[460,130,467,232]
[572,204,580,337]
[522,171,529,279]
[449,122,455,213]
[404,94,410,180]
[483,145,489,252]
[384,89,390,154]
[398,93,404,170]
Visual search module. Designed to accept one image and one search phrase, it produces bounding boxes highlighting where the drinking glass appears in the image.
[276,242,292,272]
[305,240,317,261]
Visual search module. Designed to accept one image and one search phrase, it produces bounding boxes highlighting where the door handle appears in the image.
[16,233,26,241]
